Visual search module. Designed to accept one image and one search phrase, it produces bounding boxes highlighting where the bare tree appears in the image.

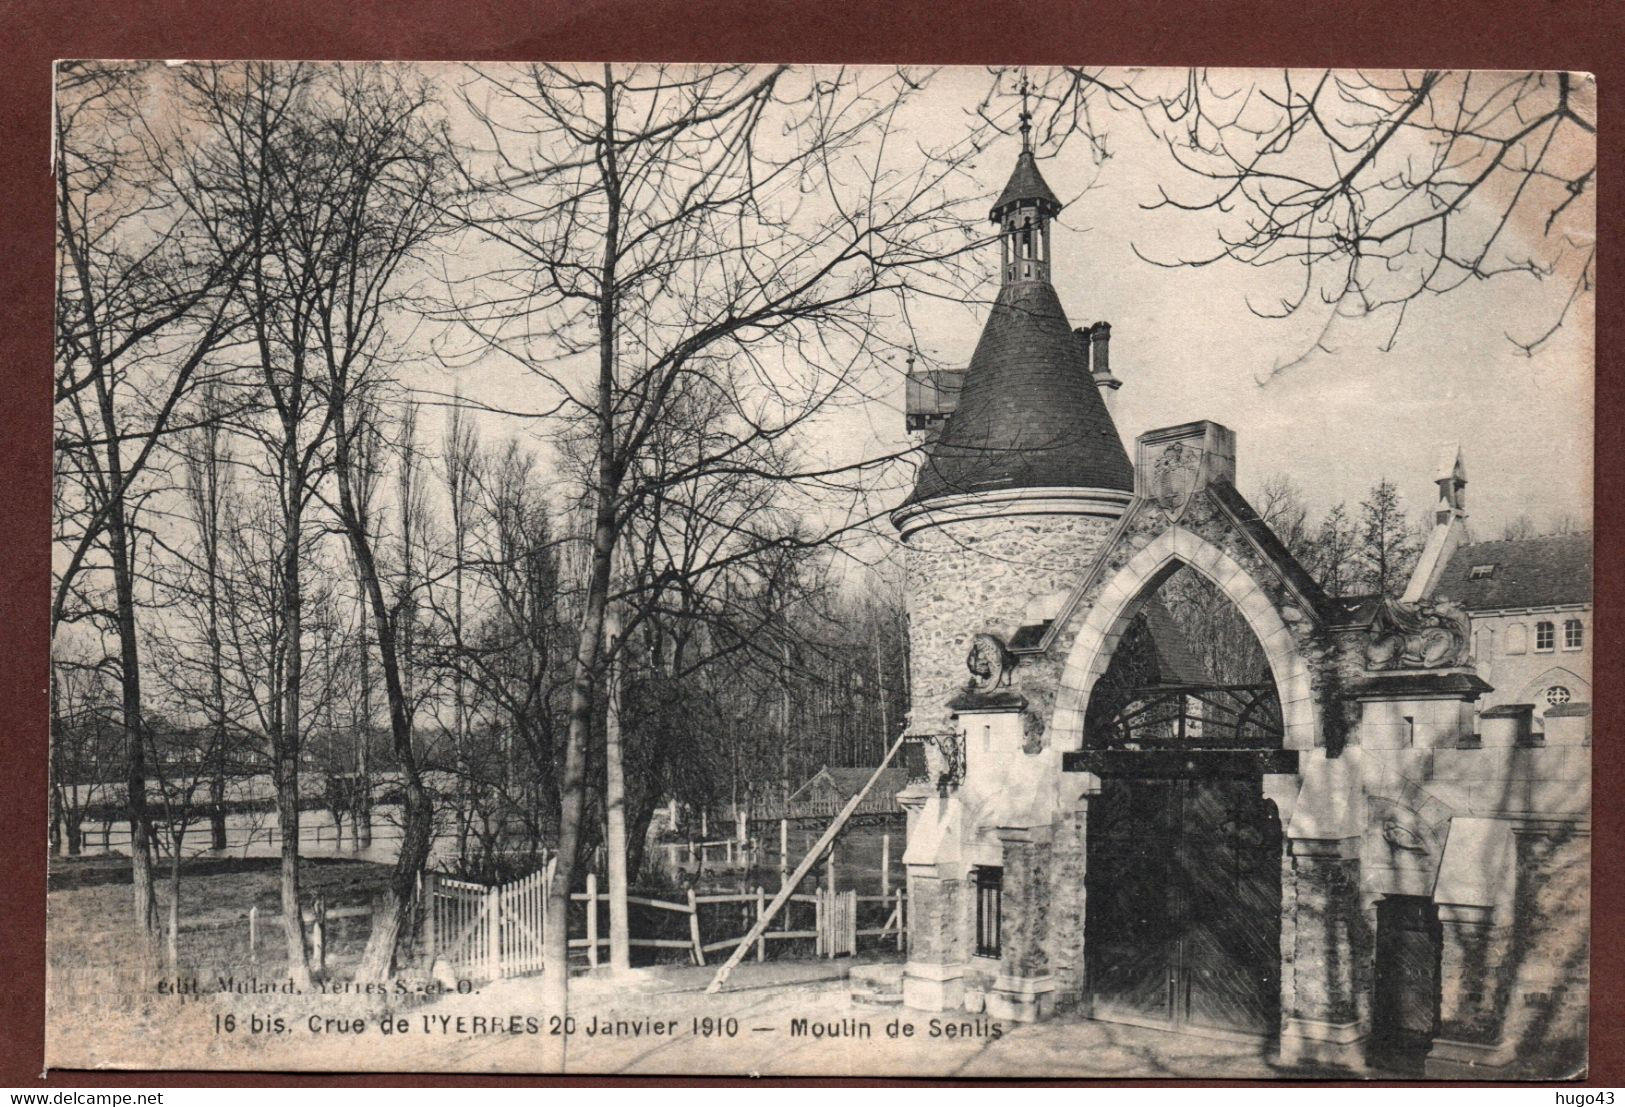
[448,63,982,1023]
[170,62,447,985]
[176,384,236,850]
[1503,514,1538,540]
[290,68,451,981]
[53,61,253,971]
[174,61,339,988]
[1006,68,1595,366]
[444,439,570,874]
[441,398,481,862]
[1254,474,1313,560]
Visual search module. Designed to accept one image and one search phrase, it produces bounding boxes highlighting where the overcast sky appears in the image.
[823,68,1594,539]
[400,65,1593,541]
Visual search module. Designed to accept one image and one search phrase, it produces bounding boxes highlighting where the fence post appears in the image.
[485,885,501,981]
[896,888,905,952]
[248,906,258,966]
[779,819,788,888]
[881,833,891,897]
[586,871,599,968]
[851,884,864,955]
[687,888,705,966]
[311,896,326,977]
[423,873,437,963]
[756,887,765,962]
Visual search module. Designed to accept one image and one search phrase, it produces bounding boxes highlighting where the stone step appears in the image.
[848,963,905,1005]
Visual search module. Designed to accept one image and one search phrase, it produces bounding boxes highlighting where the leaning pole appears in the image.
[705,731,909,994]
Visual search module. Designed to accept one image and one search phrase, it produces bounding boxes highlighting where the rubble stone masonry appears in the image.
[904,510,1118,737]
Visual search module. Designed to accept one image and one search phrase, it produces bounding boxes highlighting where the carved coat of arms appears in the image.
[1151,439,1202,514]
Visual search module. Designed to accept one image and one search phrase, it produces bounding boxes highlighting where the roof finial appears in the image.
[1018,72,1032,152]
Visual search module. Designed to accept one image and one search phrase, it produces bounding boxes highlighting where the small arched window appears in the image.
[1505,623,1527,655]
[1564,619,1584,650]
[1536,621,1555,651]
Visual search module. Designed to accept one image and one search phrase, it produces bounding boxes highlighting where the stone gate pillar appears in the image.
[1046,784,1095,1011]
[1280,836,1369,1068]
[1279,751,1372,1069]
[902,866,966,1011]
[900,786,968,1012]
[988,824,1055,1022]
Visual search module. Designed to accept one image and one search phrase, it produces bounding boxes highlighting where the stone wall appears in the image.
[1046,799,1090,1008]
[904,511,1118,737]
[1433,823,1589,1077]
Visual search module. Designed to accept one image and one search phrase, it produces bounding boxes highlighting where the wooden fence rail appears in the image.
[420,871,904,983]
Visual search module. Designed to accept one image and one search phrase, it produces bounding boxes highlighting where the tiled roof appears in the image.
[1431,533,1592,611]
[907,280,1133,504]
[992,150,1062,218]
[1141,598,1208,685]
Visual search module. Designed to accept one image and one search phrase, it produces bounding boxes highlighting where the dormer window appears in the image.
[1468,563,1496,580]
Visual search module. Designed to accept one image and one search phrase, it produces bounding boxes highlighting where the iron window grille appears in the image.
[975,866,1003,958]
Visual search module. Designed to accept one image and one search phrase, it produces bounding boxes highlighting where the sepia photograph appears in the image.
[46,61,1595,1079]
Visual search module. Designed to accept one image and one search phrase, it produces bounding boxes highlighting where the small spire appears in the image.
[1018,73,1032,152]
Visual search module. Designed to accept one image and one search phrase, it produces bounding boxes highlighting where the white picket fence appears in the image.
[420,866,903,983]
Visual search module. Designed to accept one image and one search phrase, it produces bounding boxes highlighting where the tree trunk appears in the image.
[331,404,435,985]
[542,65,624,1052]
[278,466,312,990]
[604,606,630,973]
[208,514,228,852]
[49,781,63,856]
[102,410,160,976]
[625,797,657,888]
[168,847,182,971]
[356,606,373,849]
[454,559,470,867]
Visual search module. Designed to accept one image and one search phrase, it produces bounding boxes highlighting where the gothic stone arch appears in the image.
[1050,523,1320,751]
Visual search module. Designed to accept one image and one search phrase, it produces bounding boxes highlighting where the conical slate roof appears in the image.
[991,149,1062,219]
[906,280,1133,505]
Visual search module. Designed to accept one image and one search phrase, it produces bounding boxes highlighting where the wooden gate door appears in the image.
[822,889,857,957]
[1086,774,1282,1036]
[1371,896,1441,1073]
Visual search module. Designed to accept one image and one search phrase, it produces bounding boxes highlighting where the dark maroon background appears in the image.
[2,0,1618,1087]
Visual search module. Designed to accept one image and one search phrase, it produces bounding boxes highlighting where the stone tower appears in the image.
[892,120,1133,740]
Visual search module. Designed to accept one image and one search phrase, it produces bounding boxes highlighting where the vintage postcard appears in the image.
[47,62,1594,1078]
